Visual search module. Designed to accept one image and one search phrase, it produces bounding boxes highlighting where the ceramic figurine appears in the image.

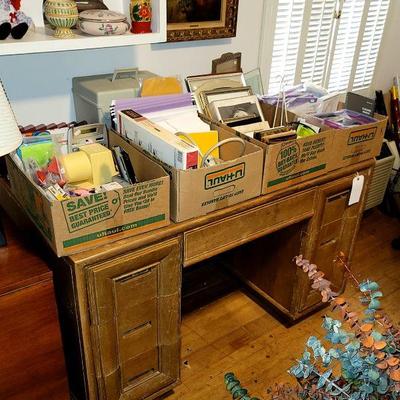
[44,0,78,38]
[0,0,33,40]
[130,0,151,34]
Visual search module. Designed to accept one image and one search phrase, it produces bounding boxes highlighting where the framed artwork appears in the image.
[200,86,252,117]
[167,0,239,42]
[210,95,264,127]
[212,52,242,74]
[186,71,246,111]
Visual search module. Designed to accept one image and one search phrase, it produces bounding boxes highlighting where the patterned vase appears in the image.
[44,0,79,38]
[130,0,152,34]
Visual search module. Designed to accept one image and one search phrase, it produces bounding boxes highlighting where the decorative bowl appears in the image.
[77,10,130,36]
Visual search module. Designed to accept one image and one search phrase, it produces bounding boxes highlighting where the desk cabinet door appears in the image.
[297,171,370,313]
[86,238,181,400]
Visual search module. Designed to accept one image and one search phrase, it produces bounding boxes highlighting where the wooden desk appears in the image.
[1,159,374,400]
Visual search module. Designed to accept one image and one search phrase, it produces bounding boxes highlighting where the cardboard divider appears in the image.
[110,127,264,222]
[6,129,170,257]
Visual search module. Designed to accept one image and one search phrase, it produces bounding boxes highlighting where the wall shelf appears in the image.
[0,0,166,56]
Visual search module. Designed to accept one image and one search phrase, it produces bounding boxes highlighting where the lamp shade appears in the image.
[0,80,22,157]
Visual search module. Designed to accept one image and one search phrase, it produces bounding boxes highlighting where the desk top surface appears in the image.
[0,158,374,267]
[66,158,375,266]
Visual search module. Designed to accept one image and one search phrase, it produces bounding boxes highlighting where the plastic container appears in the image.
[72,68,157,125]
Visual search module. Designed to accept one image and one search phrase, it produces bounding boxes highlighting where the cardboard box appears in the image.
[6,130,170,257]
[305,111,387,171]
[202,102,387,194]
[113,127,263,222]
[201,103,334,195]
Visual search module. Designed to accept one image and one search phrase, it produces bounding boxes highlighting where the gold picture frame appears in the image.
[167,0,239,42]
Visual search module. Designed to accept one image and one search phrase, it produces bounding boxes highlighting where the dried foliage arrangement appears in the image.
[225,252,400,400]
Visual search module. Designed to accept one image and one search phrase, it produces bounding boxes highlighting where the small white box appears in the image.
[118,109,199,170]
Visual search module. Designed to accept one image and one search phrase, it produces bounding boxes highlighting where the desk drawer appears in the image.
[184,190,316,266]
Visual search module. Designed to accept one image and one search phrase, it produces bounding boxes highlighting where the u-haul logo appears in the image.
[347,127,376,145]
[205,163,245,190]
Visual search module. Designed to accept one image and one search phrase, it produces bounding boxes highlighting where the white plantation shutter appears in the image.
[352,0,390,90]
[266,0,390,94]
[301,0,336,86]
[327,0,364,92]
[267,0,305,94]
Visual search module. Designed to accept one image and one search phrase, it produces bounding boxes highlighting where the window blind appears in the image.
[300,0,336,86]
[352,0,390,90]
[267,0,390,94]
[268,0,305,94]
[327,0,364,92]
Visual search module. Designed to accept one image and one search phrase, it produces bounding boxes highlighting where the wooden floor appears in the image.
[164,208,400,400]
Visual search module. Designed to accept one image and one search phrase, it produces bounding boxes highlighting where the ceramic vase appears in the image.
[44,0,79,38]
[130,0,152,34]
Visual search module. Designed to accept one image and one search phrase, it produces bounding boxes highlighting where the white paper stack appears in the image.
[118,109,199,170]
[143,105,210,133]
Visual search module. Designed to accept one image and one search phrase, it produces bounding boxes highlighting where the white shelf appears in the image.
[0,0,166,56]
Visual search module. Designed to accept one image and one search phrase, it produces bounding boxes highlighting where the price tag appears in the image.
[348,174,364,205]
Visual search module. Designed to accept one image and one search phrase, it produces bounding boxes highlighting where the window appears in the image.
[266,0,390,94]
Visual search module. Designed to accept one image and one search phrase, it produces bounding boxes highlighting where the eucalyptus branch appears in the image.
[294,361,351,399]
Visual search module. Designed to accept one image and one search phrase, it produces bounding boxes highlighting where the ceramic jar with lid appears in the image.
[130,0,152,34]
[77,10,130,36]
[44,0,79,39]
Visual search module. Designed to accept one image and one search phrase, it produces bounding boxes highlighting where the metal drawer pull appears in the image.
[116,267,153,283]
[327,190,349,202]
[123,321,152,337]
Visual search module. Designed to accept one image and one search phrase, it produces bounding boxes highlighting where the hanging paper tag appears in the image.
[348,174,364,205]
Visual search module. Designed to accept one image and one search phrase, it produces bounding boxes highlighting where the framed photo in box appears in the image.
[186,71,246,111]
[210,95,264,127]
[167,0,239,42]
[200,86,253,118]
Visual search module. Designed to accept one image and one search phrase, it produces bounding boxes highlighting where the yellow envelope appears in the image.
[177,131,219,166]
[141,77,183,96]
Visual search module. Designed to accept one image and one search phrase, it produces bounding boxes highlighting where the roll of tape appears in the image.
[61,151,92,183]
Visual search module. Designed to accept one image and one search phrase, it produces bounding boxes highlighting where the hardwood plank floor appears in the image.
[164,209,400,400]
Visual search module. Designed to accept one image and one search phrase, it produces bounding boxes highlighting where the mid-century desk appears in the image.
[0,158,374,400]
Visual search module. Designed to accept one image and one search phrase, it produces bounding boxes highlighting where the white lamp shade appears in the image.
[0,80,22,157]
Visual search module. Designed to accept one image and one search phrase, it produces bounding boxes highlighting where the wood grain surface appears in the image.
[163,208,400,400]
[0,213,69,400]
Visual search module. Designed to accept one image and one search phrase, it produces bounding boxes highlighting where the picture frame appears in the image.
[200,86,253,117]
[212,52,242,74]
[210,95,265,127]
[167,0,239,42]
[244,68,264,96]
[186,71,246,111]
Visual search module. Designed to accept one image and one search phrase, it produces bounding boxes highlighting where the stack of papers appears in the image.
[110,93,193,130]
[111,93,210,134]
